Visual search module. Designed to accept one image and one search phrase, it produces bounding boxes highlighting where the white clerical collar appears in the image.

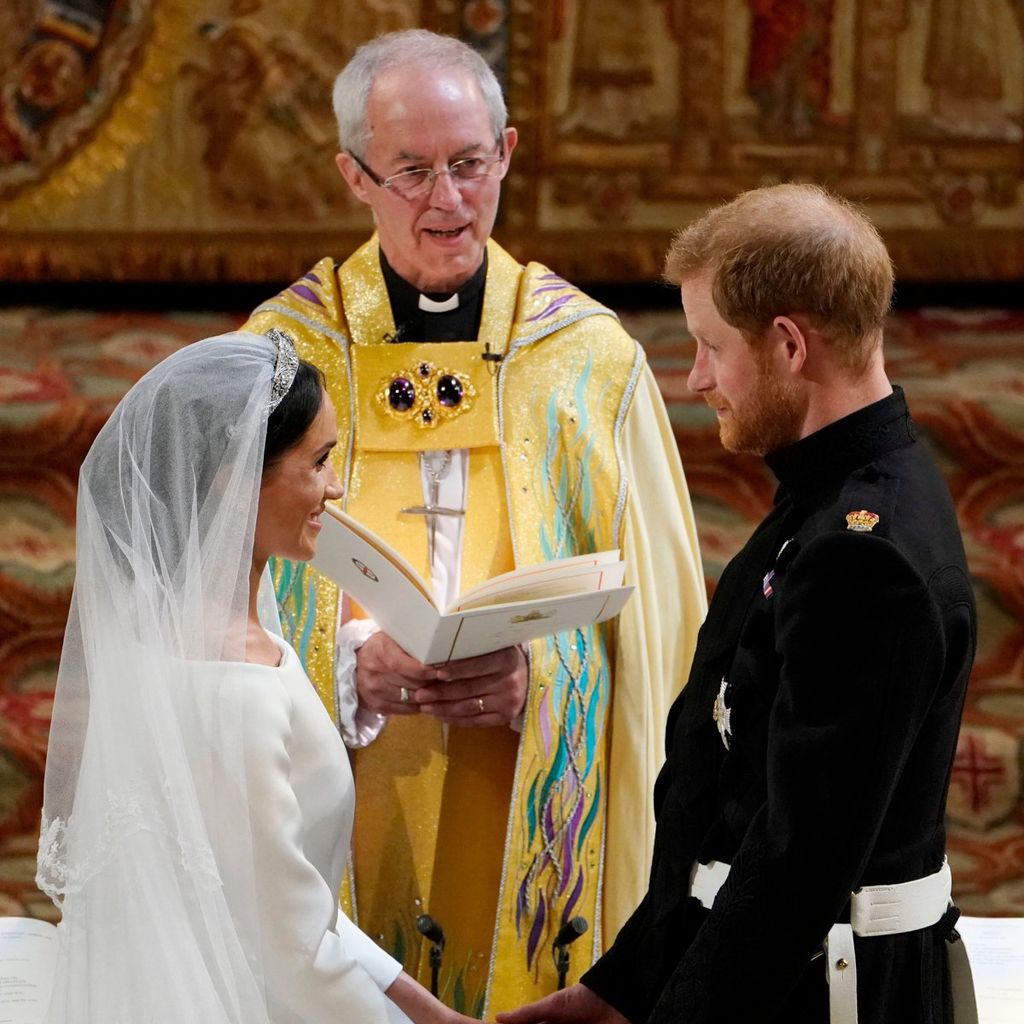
[418,292,460,313]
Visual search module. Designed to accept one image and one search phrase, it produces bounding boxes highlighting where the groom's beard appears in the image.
[711,361,806,456]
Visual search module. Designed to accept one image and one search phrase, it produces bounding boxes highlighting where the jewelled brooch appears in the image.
[376,360,476,428]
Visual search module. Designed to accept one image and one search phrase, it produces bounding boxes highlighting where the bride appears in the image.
[37,331,477,1024]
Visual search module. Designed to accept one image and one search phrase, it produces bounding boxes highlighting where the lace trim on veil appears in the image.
[38,785,222,903]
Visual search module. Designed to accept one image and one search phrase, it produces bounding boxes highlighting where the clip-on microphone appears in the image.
[384,321,411,344]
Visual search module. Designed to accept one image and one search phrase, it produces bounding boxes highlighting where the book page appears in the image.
[452,550,623,611]
[312,508,441,661]
[317,507,433,603]
[0,918,58,1024]
[451,564,627,612]
[957,916,1024,1024]
[434,586,634,662]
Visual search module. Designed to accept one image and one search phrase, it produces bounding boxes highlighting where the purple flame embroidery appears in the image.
[526,293,575,323]
[526,891,547,965]
[289,283,324,307]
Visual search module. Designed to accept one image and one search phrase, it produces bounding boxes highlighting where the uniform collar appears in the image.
[765,386,915,500]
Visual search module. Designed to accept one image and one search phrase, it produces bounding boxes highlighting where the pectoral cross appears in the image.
[400,451,464,569]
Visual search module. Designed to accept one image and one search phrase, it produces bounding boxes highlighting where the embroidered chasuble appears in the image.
[243,238,648,1015]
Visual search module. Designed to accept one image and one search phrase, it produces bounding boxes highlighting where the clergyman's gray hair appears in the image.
[332,29,507,157]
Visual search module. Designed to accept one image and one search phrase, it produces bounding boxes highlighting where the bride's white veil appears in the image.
[38,331,295,1023]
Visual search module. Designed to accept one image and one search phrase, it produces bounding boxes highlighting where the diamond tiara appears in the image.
[267,328,299,412]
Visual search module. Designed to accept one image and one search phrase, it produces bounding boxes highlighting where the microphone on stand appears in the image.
[416,914,446,997]
[552,916,588,991]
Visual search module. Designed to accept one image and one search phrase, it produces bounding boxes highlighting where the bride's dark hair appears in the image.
[264,359,326,469]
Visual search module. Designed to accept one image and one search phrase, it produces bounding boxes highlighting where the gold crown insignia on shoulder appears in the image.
[845,509,880,533]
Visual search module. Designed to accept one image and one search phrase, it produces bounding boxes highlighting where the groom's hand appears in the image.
[496,983,630,1024]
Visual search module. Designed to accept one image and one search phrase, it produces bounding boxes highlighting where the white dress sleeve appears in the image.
[240,677,400,1022]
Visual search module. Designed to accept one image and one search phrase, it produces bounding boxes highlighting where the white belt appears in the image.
[687,858,977,1024]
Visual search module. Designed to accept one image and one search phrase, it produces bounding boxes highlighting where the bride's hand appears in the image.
[385,972,487,1024]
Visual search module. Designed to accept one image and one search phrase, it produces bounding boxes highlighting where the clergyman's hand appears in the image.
[496,984,630,1024]
[355,631,440,716]
[416,644,527,727]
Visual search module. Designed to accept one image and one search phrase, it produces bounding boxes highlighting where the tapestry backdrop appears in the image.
[1,0,1022,283]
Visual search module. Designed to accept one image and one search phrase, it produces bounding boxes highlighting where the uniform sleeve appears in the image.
[241,684,400,1022]
[649,531,947,1023]
[602,363,707,942]
[582,884,664,1019]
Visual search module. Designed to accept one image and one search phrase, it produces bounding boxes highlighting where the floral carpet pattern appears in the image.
[1,303,1022,922]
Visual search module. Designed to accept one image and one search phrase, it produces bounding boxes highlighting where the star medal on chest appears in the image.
[712,677,732,750]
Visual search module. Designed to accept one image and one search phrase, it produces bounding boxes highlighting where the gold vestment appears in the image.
[243,238,707,1014]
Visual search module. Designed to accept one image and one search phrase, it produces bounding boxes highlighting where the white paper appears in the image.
[0,918,57,1024]
[312,508,439,658]
[426,586,634,662]
[957,916,1024,1024]
[312,506,633,663]
[454,549,623,609]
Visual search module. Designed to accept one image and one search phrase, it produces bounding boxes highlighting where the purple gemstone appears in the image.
[418,362,431,378]
[388,377,416,411]
[437,375,463,407]
[422,408,433,423]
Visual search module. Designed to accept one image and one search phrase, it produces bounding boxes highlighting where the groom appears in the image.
[501,184,976,1023]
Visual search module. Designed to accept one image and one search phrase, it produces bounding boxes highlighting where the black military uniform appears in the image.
[583,388,975,1023]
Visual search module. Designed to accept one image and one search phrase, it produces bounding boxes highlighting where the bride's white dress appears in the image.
[86,633,412,1024]
[188,634,409,1022]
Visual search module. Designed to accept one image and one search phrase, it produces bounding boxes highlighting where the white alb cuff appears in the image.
[335,618,385,748]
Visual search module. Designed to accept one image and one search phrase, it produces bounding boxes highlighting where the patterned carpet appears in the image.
[1,302,1022,922]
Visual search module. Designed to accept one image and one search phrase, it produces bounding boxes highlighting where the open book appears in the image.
[0,918,57,1024]
[311,506,633,663]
